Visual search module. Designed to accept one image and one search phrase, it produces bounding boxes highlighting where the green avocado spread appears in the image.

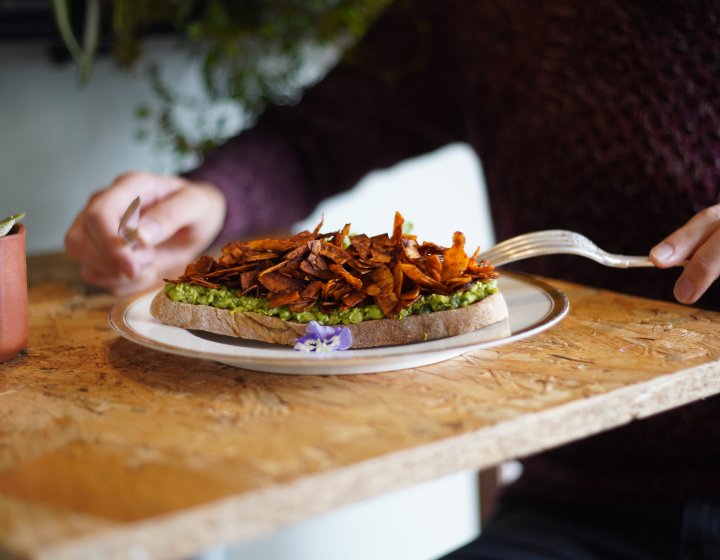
[165,279,498,326]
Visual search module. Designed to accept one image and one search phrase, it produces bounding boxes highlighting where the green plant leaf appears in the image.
[51,0,101,84]
[0,213,26,238]
[80,0,101,82]
[135,105,151,119]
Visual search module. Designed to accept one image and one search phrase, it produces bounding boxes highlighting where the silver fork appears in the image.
[476,230,656,268]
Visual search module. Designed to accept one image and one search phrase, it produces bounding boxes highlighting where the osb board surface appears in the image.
[2,253,720,560]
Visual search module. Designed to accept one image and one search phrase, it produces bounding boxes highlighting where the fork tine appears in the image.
[487,230,561,249]
[484,236,576,255]
[482,230,574,254]
[487,246,586,263]
[478,231,578,264]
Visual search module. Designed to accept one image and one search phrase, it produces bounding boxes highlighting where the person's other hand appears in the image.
[65,172,226,295]
[650,205,720,304]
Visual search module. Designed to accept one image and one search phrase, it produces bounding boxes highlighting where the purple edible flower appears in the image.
[294,321,352,352]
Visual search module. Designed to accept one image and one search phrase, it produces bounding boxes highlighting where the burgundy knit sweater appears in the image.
[186,0,720,503]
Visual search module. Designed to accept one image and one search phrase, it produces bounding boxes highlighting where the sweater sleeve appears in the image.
[183,0,465,243]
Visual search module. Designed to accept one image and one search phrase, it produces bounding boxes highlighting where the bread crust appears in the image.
[150,289,509,349]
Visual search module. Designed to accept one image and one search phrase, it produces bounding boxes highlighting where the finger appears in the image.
[65,211,126,277]
[83,215,131,277]
[136,183,223,249]
[64,210,90,259]
[651,205,720,267]
[672,227,720,304]
[148,231,207,282]
[65,191,108,259]
[81,264,162,296]
[81,246,155,281]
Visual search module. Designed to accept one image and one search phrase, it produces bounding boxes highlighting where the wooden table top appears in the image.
[3,253,720,560]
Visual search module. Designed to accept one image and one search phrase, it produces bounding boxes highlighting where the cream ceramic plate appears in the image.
[109,271,568,375]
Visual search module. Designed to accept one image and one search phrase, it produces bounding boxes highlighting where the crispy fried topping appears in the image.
[174,211,499,315]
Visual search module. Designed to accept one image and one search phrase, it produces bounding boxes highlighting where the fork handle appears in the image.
[613,255,656,268]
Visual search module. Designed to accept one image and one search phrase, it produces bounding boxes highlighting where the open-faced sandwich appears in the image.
[150,211,508,350]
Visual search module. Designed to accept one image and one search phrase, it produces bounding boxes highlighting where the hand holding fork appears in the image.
[476,219,710,305]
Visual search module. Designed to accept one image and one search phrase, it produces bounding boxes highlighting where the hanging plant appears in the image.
[52,0,392,162]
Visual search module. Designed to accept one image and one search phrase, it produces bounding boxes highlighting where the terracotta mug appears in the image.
[0,223,28,362]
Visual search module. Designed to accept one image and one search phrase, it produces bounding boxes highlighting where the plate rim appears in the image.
[108,270,569,369]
